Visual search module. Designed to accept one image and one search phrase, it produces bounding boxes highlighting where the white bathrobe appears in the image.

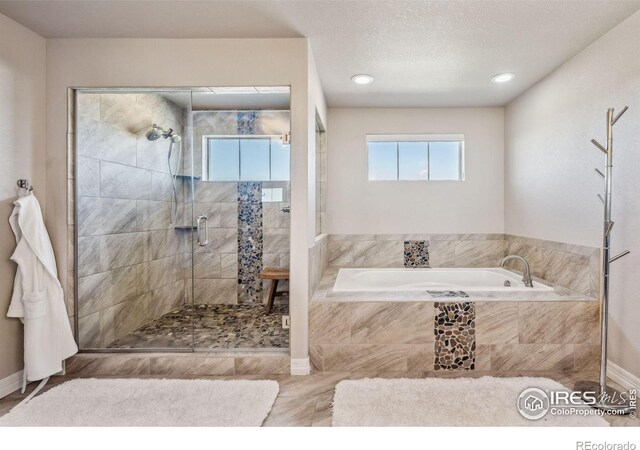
[7,194,77,388]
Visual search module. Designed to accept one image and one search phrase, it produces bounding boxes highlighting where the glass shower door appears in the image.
[74,89,194,350]
[190,87,291,350]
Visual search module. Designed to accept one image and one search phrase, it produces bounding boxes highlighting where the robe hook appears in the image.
[17,179,33,192]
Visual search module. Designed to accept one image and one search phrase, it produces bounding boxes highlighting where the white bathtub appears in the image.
[332,268,553,292]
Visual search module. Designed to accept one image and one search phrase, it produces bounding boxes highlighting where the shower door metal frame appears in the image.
[70,86,293,355]
[70,87,196,354]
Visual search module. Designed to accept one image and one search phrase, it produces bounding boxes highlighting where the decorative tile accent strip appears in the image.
[238,182,263,303]
[238,181,262,203]
[404,240,430,268]
[434,302,476,370]
[428,290,470,298]
[237,111,257,135]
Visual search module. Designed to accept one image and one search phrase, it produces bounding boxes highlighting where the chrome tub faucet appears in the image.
[500,255,534,288]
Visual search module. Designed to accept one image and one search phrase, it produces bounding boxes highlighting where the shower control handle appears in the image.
[196,215,209,246]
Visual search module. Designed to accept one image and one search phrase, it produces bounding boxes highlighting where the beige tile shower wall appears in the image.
[328,234,506,269]
[74,93,188,348]
[262,181,292,304]
[309,301,599,374]
[262,181,291,302]
[504,235,600,298]
[189,111,291,305]
[263,181,291,269]
[191,181,239,304]
[188,180,292,305]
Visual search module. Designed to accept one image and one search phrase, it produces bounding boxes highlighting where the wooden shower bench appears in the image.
[260,267,290,314]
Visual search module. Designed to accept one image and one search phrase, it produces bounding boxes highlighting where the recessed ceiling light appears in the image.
[491,72,515,83]
[351,74,374,85]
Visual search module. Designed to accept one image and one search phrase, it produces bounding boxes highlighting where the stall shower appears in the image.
[74,88,291,352]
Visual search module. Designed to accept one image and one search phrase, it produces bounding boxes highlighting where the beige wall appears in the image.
[289,45,327,370]
[45,38,318,365]
[0,13,46,379]
[505,11,640,377]
[326,108,504,234]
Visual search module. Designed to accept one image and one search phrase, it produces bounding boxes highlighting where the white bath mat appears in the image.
[0,378,279,426]
[333,376,609,426]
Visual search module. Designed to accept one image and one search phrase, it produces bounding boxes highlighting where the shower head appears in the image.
[146,124,165,141]
[146,124,181,142]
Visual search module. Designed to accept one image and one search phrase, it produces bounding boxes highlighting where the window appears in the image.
[206,137,290,181]
[367,135,464,181]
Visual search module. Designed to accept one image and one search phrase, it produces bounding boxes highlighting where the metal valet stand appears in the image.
[574,107,634,415]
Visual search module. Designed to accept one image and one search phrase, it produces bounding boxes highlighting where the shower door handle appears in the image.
[196,215,209,246]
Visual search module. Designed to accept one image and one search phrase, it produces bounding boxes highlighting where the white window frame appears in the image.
[202,134,289,182]
[366,134,465,181]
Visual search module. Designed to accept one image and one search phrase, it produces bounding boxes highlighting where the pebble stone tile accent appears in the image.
[238,182,263,303]
[404,240,431,268]
[237,111,257,135]
[434,301,476,370]
[427,290,470,298]
[109,302,289,349]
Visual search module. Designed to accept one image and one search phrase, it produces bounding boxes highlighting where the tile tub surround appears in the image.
[504,234,600,298]
[309,300,599,374]
[309,234,329,296]
[327,234,599,296]
[74,92,189,348]
[329,234,506,269]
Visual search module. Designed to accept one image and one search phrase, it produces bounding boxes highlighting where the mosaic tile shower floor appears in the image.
[108,302,289,349]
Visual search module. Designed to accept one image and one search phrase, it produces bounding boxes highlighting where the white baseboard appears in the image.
[290,357,310,376]
[608,360,640,392]
[0,371,23,399]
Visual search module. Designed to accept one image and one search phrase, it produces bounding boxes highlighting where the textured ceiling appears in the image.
[1,0,639,107]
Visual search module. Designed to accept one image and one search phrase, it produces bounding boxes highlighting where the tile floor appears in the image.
[108,302,289,349]
[0,371,637,427]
